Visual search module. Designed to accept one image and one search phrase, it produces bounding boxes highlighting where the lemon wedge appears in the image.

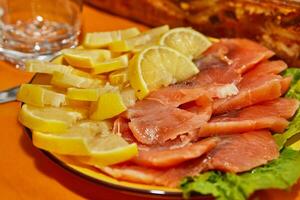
[71,69,93,78]
[108,69,129,87]
[32,121,138,165]
[159,27,211,59]
[90,92,127,120]
[83,27,140,48]
[67,88,100,101]
[91,54,128,75]
[19,104,87,133]
[109,25,169,52]
[25,60,92,78]
[129,45,199,99]
[51,71,102,89]
[62,49,112,68]
[51,55,66,65]
[17,84,66,107]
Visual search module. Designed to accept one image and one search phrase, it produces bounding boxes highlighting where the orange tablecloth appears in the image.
[0,5,300,200]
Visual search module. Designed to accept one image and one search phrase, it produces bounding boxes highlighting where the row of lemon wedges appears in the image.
[17,25,212,166]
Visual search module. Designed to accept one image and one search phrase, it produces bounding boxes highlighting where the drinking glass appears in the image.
[0,0,82,67]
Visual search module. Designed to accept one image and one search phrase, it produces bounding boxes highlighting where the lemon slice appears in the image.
[108,69,129,86]
[25,60,74,74]
[67,88,100,101]
[109,25,169,52]
[19,104,87,133]
[159,27,211,58]
[108,40,132,52]
[77,142,137,166]
[83,27,140,48]
[90,92,127,120]
[33,131,90,155]
[129,45,199,99]
[62,49,112,68]
[32,121,110,155]
[91,54,128,75]
[51,71,102,89]
[17,84,66,107]
[71,68,93,78]
[25,60,91,78]
[32,121,138,165]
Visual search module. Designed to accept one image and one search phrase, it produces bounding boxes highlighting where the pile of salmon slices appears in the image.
[98,39,299,187]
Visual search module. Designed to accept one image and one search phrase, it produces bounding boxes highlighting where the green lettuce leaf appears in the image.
[282,68,300,85]
[181,148,300,200]
[274,68,300,148]
[274,110,300,149]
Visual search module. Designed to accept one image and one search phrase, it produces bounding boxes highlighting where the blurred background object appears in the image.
[0,0,82,67]
[85,0,300,67]
[85,0,186,27]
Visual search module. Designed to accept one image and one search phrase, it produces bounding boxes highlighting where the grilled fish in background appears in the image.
[85,0,300,67]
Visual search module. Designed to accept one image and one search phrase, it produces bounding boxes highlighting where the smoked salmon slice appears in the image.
[203,39,275,74]
[188,39,275,99]
[213,74,284,114]
[213,59,291,114]
[242,60,287,77]
[281,77,292,94]
[183,94,213,122]
[146,86,208,107]
[243,60,290,95]
[132,137,219,168]
[113,117,217,168]
[199,98,299,137]
[126,86,213,145]
[113,117,194,150]
[128,100,207,145]
[202,130,279,173]
[194,39,274,85]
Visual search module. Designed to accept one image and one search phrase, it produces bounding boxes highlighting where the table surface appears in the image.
[1,4,300,200]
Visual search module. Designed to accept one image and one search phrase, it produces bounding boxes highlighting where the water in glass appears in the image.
[0,0,82,66]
